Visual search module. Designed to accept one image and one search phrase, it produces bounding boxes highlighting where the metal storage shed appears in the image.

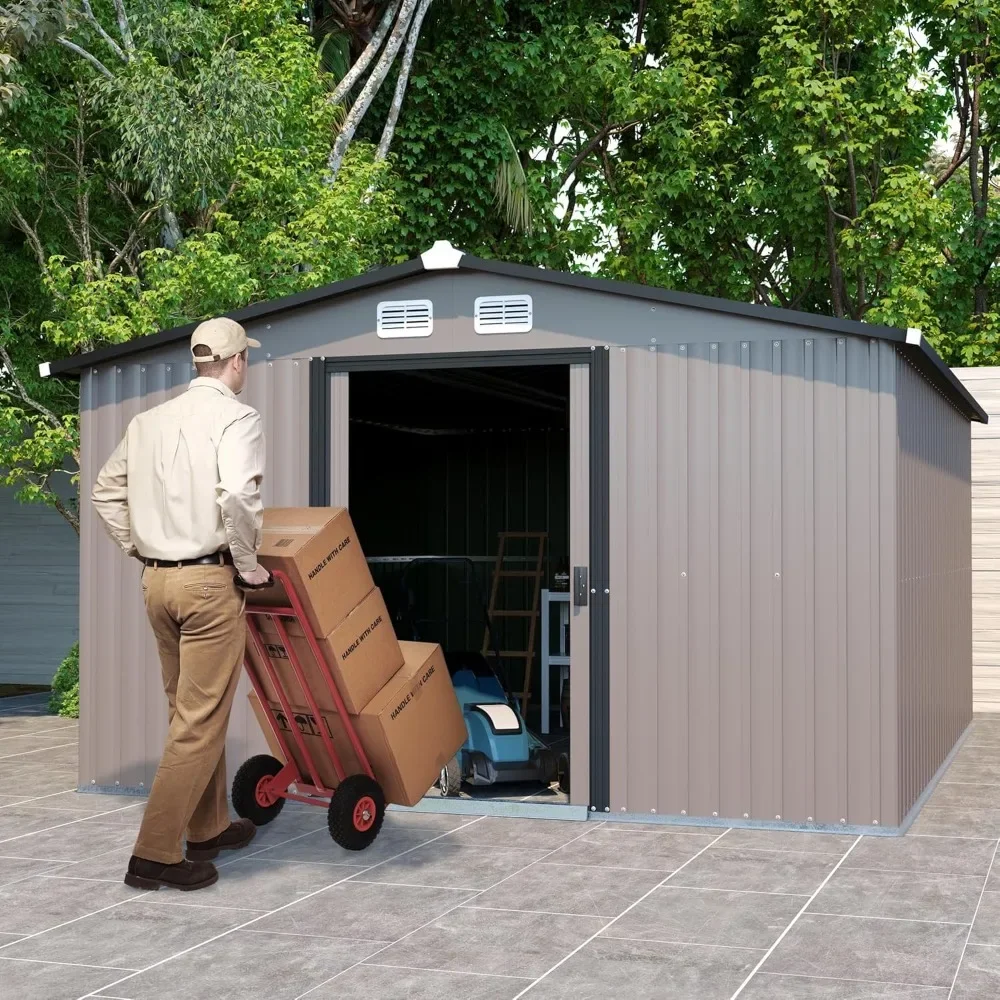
[47,240,987,834]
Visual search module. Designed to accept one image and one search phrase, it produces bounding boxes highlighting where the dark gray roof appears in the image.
[45,247,988,423]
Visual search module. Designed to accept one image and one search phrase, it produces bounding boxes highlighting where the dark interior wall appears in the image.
[348,367,569,704]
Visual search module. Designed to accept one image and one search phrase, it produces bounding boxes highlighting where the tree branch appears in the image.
[376,0,433,162]
[935,147,973,189]
[79,0,127,62]
[558,121,638,189]
[8,206,47,271]
[112,0,135,53]
[56,36,114,78]
[329,0,401,106]
[327,0,419,183]
[0,343,63,431]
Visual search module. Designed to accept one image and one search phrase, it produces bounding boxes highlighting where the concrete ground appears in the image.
[1,694,1000,999]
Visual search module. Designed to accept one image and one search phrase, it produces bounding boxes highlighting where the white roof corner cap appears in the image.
[38,361,51,378]
[420,240,464,270]
[905,327,922,346]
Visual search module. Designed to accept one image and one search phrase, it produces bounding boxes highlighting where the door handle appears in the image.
[573,566,588,607]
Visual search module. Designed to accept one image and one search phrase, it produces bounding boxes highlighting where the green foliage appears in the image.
[49,641,79,718]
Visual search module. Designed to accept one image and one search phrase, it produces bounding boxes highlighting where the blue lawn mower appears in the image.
[384,556,569,798]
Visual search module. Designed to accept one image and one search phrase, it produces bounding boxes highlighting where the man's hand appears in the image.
[238,565,272,587]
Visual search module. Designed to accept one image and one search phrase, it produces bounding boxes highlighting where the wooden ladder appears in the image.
[483,531,547,717]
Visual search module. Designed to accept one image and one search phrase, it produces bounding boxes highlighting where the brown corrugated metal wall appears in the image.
[607,335,903,827]
[896,356,973,822]
[79,359,309,790]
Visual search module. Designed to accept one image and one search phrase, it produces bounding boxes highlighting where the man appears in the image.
[92,316,271,892]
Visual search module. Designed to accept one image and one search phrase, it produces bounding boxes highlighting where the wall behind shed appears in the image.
[79,359,309,791]
[953,366,1000,713]
[897,357,972,820]
[0,484,79,685]
[608,335,901,827]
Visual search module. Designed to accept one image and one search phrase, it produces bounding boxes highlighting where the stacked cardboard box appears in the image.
[245,508,466,807]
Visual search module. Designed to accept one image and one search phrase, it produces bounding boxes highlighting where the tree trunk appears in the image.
[376,0,433,161]
[329,0,402,107]
[326,0,420,183]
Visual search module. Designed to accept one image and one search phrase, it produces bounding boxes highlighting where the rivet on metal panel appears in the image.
[806,340,812,346]
[115,780,120,785]
[774,341,780,348]
[590,588,596,595]
[649,346,656,352]
[294,360,299,366]
[742,343,748,349]
[140,367,145,373]
[604,588,610,595]
[91,779,96,784]
[651,809,656,814]
[838,338,845,345]
[711,344,717,350]
[808,816,813,822]
[591,346,596,351]
[873,819,879,825]
[604,807,610,813]
[268,362,273,367]
[680,345,686,352]
[140,782,144,787]
[266,324,272,330]
[92,368,97,374]
[681,810,687,816]
[166,366,171,373]
[651,337,657,343]
[776,815,781,820]
[621,807,627,812]
[604,345,610,351]
[590,805,597,811]
[712,811,718,817]
[840,818,846,824]
[116,367,121,373]
[743,813,749,819]
[266,353,272,359]
[681,571,687,578]
[775,572,781,579]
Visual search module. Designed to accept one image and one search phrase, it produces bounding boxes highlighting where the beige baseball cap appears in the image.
[190,317,260,363]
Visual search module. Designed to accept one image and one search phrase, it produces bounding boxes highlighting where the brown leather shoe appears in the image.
[186,819,257,861]
[124,855,218,891]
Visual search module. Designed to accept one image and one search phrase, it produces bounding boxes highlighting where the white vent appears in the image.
[376,299,433,338]
[474,294,533,334]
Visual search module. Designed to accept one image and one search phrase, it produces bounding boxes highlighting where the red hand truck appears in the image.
[231,569,386,851]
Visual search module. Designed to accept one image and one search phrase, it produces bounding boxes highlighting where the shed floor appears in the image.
[1,695,999,999]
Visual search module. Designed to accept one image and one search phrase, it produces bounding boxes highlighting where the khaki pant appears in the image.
[134,564,246,864]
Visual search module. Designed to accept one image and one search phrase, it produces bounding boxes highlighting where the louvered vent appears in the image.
[474,294,533,334]
[376,299,433,338]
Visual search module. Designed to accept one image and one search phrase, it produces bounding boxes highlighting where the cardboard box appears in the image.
[249,507,374,638]
[249,587,403,716]
[246,641,467,807]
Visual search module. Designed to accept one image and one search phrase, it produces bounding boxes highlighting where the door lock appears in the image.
[573,566,589,606]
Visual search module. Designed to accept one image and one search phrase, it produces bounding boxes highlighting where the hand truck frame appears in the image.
[231,568,386,851]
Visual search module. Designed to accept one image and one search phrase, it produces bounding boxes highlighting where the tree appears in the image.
[0,0,398,532]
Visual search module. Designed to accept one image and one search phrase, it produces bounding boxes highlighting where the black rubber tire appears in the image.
[328,774,386,851]
[231,755,286,826]
[557,753,570,796]
[439,755,463,798]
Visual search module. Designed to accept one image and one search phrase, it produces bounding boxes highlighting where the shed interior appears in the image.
[348,365,573,804]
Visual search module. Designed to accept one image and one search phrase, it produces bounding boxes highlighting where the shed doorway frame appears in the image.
[309,349,610,812]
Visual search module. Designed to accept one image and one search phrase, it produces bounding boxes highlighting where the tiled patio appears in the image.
[2,694,1000,999]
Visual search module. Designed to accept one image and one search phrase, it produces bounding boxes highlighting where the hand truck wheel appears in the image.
[439,755,462,798]
[328,774,385,851]
[232,754,287,826]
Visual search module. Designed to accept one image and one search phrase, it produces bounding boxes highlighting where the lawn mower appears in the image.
[380,555,568,797]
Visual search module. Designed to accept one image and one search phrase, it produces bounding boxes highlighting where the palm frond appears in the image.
[493,123,532,234]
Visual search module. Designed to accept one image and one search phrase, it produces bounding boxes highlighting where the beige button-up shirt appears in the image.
[92,378,265,575]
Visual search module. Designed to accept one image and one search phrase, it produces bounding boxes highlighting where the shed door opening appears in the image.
[333,363,589,808]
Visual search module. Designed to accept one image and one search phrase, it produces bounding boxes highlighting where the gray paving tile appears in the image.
[153,857,358,912]
[111,930,381,1000]
[19,791,147,815]
[762,912,968,988]
[0,735,77,760]
[1,898,257,969]
[0,874,130,935]
[741,973,949,998]
[965,723,1000,746]
[471,861,663,917]
[0,806,85,840]
[0,855,65,887]
[379,810,475,835]
[716,829,856,855]
[942,761,1000,784]
[670,847,838,894]
[0,931,23,945]
[48,847,132,882]
[602,822,730,837]
[310,964,528,999]
[951,943,1000,999]
[927,782,1000,810]
[253,880,472,940]
[909,807,1000,838]
[847,835,998,876]
[351,841,548,891]
[0,768,78,797]
[545,826,716,870]
[0,958,128,999]
[3,818,143,863]
[970,889,1000,945]
[373,906,605,978]
[605,885,805,949]
[810,868,983,923]
[0,719,74,737]
[252,828,426,867]
[523,936,760,1000]
[437,817,589,850]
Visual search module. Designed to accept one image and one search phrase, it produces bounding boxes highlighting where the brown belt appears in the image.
[141,551,233,568]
